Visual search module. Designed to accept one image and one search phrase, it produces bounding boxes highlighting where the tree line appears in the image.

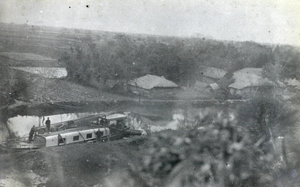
[59,31,300,90]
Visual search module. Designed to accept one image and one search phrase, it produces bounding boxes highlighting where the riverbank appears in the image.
[0,136,149,187]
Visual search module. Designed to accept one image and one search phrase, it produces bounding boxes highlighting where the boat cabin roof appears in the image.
[100,113,127,120]
[39,126,108,137]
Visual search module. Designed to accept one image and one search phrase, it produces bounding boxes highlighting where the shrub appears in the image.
[237,96,298,141]
[138,114,281,187]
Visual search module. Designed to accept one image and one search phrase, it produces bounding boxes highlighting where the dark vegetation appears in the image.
[130,100,299,187]
[139,124,275,187]
[59,30,300,91]
[237,96,298,141]
[0,65,29,106]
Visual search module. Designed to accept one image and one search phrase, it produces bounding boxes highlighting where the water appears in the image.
[7,111,169,139]
[10,67,67,78]
[150,114,184,132]
[7,112,100,137]
[6,105,238,138]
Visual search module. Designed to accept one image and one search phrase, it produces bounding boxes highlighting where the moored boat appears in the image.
[7,113,143,150]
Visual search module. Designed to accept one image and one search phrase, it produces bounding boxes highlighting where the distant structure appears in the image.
[207,83,219,91]
[229,68,275,97]
[202,67,227,80]
[194,67,226,91]
[128,74,179,98]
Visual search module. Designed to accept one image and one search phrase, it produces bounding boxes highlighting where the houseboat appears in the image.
[7,113,143,150]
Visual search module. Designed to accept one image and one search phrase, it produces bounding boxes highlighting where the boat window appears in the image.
[73,135,79,141]
[86,133,92,139]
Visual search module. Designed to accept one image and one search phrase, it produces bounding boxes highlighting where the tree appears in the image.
[237,96,298,141]
[0,65,29,106]
[262,62,281,87]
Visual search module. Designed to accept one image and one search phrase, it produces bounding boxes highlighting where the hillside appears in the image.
[1,23,299,90]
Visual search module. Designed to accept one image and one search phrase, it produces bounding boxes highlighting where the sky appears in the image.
[0,0,299,46]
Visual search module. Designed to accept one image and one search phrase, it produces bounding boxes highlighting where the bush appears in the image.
[137,114,282,187]
[237,96,298,141]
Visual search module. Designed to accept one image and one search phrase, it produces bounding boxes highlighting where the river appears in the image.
[6,112,101,137]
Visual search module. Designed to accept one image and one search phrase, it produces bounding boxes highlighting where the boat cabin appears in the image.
[41,127,110,147]
[8,113,133,150]
[92,113,127,129]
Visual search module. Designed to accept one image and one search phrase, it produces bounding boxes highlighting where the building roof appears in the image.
[202,67,227,79]
[229,68,274,90]
[105,113,127,120]
[208,83,219,90]
[128,74,178,90]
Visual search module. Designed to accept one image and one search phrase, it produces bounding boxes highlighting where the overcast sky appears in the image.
[0,0,299,46]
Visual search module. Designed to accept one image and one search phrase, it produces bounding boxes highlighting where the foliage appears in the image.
[261,45,300,87]
[237,96,298,141]
[137,113,284,187]
[56,29,300,90]
[0,65,29,106]
[1,23,299,91]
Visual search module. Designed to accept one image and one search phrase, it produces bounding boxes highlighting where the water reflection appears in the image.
[7,112,100,137]
[11,67,67,78]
